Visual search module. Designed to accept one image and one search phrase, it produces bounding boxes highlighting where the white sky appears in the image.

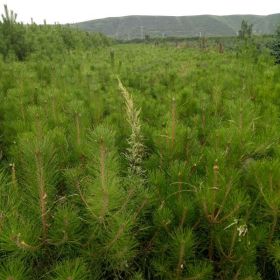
[1,0,280,24]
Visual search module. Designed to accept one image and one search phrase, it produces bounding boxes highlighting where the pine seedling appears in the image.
[197,158,248,225]
[103,213,138,272]
[12,127,59,245]
[245,159,280,244]
[130,272,145,280]
[151,228,195,279]
[49,258,90,280]
[0,207,40,257]
[1,5,17,24]
[268,240,280,272]
[155,100,190,163]
[186,261,213,280]
[110,49,115,69]
[170,228,194,278]
[84,125,124,223]
[81,125,145,276]
[48,203,83,255]
[167,161,197,228]
[0,168,18,215]
[153,204,174,231]
[0,161,40,258]
[0,257,31,280]
[171,97,176,147]
[65,100,87,161]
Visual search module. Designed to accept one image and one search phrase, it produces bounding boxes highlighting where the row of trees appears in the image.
[238,20,253,39]
[238,19,280,64]
[1,5,279,64]
[271,25,280,63]
[0,5,111,61]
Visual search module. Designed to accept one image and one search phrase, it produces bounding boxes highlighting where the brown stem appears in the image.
[214,180,232,221]
[114,188,135,217]
[179,207,187,229]
[233,264,242,280]
[219,205,241,223]
[208,226,214,260]
[12,233,39,251]
[10,163,17,189]
[35,150,48,243]
[171,97,176,146]
[99,139,109,221]
[212,161,219,218]
[76,181,98,219]
[269,172,273,192]
[75,113,81,147]
[178,172,182,201]
[176,241,185,278]
[107,198,148,249]
[202,107,206,132]
[269,213,277,245]
[229,226,238,257]
[51,96,57,122]
[19,83,26,122]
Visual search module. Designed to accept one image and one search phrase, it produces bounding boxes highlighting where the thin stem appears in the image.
[99,139,109,221]
[35,150,48,243]
[75,113,81,147]
[171,97,176,146]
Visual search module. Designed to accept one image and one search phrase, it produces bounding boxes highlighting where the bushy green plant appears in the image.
[270,25,280,64]
[0,5,30,60]
[0,5,111,61]
[0,10,279,279]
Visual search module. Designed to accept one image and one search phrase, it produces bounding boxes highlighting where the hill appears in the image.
[73,14,280,39]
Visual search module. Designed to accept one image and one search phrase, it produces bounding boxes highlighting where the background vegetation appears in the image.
[74,14,280,40]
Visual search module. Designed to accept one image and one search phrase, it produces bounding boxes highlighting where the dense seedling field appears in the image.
[1,19,280,279]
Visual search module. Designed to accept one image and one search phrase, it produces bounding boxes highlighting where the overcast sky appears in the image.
[1,0,280,24]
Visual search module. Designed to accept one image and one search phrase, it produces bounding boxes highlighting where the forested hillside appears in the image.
[0,5,280,280]
[74,14,280,39]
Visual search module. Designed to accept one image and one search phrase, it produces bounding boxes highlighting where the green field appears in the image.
[1,10,280,279]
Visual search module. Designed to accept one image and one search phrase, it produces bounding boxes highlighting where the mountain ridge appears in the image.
[73,14,280,40]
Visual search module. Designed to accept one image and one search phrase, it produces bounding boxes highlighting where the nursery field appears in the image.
[1,34,280,279]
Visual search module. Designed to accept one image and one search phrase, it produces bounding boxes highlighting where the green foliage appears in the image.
[0,10,280,279]
[0,5,30,60]
[49,258,90,280]
[0,5,111,61]
[0,258,31,280]
[270,25,280,64]
[239,20,253,39]
[75,14,280,40]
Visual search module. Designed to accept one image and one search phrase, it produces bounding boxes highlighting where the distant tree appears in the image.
[1,4,17,24]
[0,5,111,60]
[0,5,30,60]
[276,25,280,37]
[238,20,253,39]
[144,34,150,41]
[199,36,207,50]
[270,24,280,64]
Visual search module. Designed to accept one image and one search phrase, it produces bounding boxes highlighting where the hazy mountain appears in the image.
[73,14,280,40]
